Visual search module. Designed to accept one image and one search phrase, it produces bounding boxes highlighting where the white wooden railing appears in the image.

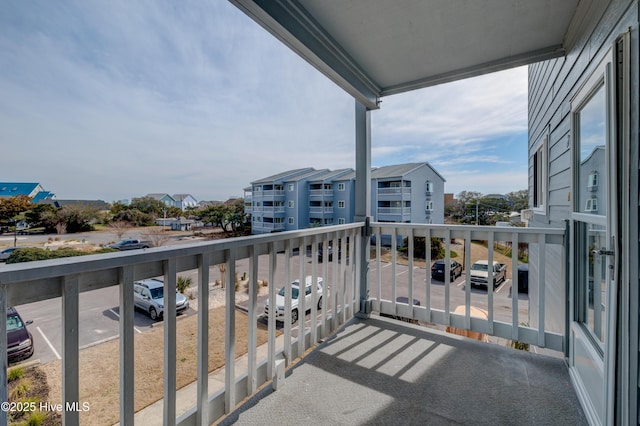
[368,223,567,351]
[0,221,567,425]
[0,223,362,425]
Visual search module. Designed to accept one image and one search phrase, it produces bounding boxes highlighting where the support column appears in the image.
[354,100,372,319]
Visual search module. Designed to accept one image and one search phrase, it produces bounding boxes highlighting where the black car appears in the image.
[431,259,463,281]
[6,307,34,363]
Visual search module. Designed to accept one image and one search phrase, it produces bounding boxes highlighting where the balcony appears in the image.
[0,222,582,425]
[309,189,333,198]
[309,206,334,215]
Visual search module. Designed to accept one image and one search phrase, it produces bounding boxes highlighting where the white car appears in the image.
[133,278,189,320]
[264,276,323,323]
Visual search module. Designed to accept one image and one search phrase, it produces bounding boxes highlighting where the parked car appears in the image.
[133,278,189,320]
[264,276,323,323]
[431,259,463,281]
[470,260,507,288]
[317,242,342,262]
[106,239,150,251]
[6,307,34,363]
[0,246,32,262]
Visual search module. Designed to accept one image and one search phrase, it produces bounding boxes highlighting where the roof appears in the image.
[371,162,445,181]
[251,168,315,184]
[308,168,354,182]
[0,182,42,198]
[172,194,197,202]
[284,169,329,182]
[146,193,176,202]
[232,0,579,109]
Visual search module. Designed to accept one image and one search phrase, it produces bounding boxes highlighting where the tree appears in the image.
[0,195,33,222]
[506,189,529,211]
[107,220,132,240]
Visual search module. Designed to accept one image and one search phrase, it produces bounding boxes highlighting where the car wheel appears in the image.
[149,307,158,321]
[317,297,323,310]
[291,309,299,324]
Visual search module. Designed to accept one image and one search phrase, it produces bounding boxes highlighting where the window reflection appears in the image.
[576,84,606,215]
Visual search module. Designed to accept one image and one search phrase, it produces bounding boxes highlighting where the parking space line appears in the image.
[109,309,143,334]
[36,326,61,360]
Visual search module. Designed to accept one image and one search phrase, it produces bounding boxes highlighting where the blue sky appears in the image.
[0,1,528,203]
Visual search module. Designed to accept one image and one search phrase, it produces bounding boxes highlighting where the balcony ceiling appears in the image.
[231,0,579,109]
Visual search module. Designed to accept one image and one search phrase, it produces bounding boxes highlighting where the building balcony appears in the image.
[0,222,580,425]
[378,187,411,196]
[377,207,411,221]
[309,189,333,198]
[309,206,334,215]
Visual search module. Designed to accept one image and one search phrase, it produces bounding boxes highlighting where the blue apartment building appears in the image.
[247,162,445,235]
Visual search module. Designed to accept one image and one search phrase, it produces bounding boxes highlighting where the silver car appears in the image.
[133,278,189,321]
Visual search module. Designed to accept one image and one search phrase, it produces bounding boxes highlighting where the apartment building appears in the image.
[247,162,445,235]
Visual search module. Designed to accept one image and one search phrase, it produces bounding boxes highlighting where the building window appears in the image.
[288,201,294,208]
[338,183,345,191]
[338,201,345,208]
[425,181,433,193]
[288,184,294,191]
[254,186,261,192]
[585,197,598,212]
[425,201,433,211]
[338,218,345,225]
[533,135,547,211]
[587,172,599,190]
[288,217,294,224]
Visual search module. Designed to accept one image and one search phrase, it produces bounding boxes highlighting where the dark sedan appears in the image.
[431,259,463,282]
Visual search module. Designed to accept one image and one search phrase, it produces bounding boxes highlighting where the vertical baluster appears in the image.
[340,230,348,323]
[511,233,520,342]
[62,275,80,426]
[376,230,381,310]
[248,245,258,395]
[425,228,432,323]
[163,259,177,425]
[224,250,236,412]
[267,242,277,378]
[197,254,210,426]
[487,232,495,335]
[408,228,414,316]
[284,240,292,364]
[310,235,318,344]
[321,233,329,337]
[464,232,472,322]
[538,234,546,347]
[119,266,135,426]
[298,237,307,357]
[331,232,342,330]
[391,227,397,315]
[445,229,451,325]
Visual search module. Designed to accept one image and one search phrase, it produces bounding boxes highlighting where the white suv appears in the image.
[134,278,189,320]
[264,276,323,323]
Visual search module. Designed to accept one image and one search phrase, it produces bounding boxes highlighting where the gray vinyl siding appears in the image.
[529,0,639,420]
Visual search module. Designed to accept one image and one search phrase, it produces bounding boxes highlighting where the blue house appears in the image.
[0,182,55,202]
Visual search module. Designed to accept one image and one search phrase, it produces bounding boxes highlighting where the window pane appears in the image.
[577,84,606,215]
[577,222,606,346]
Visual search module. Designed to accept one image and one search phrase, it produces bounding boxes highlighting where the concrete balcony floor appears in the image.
[221,315,587,425]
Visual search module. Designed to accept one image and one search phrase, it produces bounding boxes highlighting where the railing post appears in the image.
[163,259,177,426]
[197,253,210,426]
[0,285,7,426]
[119,266,135,425]
[225,249,236,412]
[62,275,80,426]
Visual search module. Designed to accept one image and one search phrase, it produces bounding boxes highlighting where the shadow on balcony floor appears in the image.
[220,315,586,425]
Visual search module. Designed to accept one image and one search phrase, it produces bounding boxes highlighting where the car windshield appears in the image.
[278,286,299,299]
[471,264,488,271]
[149,287,164,299]
[6,314,24,332]
[433,263,444,270]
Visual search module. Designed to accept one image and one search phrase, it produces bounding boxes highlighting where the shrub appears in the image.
[27,411,46,426]
[8,367,24,382]
[176,276,192,294]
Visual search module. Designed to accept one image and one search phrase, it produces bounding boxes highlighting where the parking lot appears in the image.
[4,232,530,365]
